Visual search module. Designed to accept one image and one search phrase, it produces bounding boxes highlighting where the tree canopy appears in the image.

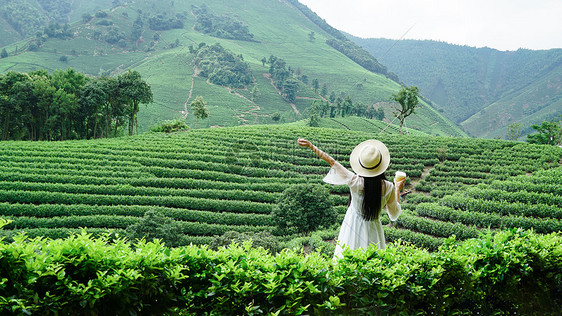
[526,117,562,146]
[390,86,421,134]
[0,68,152,141]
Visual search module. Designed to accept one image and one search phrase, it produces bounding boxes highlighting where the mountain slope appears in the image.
[350,37,562,139]
[0,0,466,137]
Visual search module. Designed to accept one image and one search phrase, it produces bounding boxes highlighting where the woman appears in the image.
[297,138,405,259]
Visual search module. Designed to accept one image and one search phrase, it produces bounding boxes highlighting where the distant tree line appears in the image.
[326,39,399,82]
[37,0,72,23]
[191,43,254,89]
[0,0,72,37]
[307,97,385,127]
[148,12,186,31]
[0,69,152,141]
[286,0,399,82]
[191,4,255,42]
[43,22,73,39]
[265,55,299,103]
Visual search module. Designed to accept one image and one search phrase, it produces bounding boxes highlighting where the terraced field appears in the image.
[0,124,560,248]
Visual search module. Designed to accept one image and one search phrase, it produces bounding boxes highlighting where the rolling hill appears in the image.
[0,0,466,137]
[351,37,562,139]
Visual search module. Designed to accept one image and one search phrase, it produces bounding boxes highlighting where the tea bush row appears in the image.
[0,229,559,315]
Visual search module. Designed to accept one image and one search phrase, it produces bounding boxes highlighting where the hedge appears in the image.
[0,229,559,315]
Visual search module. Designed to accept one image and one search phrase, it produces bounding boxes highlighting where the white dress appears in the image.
[324,161,402,259]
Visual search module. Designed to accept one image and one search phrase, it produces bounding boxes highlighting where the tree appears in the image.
[526,117,561,146]
[308,31,315,42]
[0,72,30,140]
[282,78,299,103]
[118,70,153,135]
[250,85,261,102]
[272,184,336,235]
[82,13,93,23]
[0,48,7,58]
[190,96,209,128]
[506,123,522,141]
[390,86,421,134]
[342,96,353,117]
[321,83,328,96]
[261,57,267,67]
[271,112,281,123]
[312,78,319,92]
[79,78,107,138]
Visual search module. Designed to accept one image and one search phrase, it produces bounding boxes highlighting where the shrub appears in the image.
[209,230,282,253]
[151,120,189,133]
[272,183,337,235]
[125,210,184,247]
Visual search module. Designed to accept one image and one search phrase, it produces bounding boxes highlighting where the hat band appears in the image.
[358,157,382,170]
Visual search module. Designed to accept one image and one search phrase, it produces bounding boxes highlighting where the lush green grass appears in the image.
[0,0,466,137]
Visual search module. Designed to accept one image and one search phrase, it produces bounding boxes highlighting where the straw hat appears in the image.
[349,139,390,177]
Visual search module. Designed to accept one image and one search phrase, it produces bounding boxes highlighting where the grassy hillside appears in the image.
[1,124,560,249]
[0,0,466,137]
[351,37,562,139]
[0,0,114,46]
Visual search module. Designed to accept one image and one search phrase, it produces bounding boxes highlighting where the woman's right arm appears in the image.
[297,138,335,167]
[394,178,405,202]
[385,178,406,221]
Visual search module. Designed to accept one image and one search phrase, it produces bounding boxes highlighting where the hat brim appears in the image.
[349,139,390,177]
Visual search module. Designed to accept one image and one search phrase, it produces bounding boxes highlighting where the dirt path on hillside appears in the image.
[263,73,300,115]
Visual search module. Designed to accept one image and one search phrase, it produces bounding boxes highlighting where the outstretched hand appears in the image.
[297,138,312,148]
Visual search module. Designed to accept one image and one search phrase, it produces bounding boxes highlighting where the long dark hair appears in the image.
[360,173,386,221]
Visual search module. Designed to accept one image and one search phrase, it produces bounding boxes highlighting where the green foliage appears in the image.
[193,43,254,88]
[104,26,126,44]
[0,68,151,140]
[526,116,561,146]
[95,10,108,18]
[390,85,421,134]
[507,122,522,141]
[125,210,184,247]
[190,95,209,128]
[0,49,8,59]
[272,183,336,235]
[148,12,186,31]
[0,230,560,314]
[326,38,390,76]
[81,13,93,23]
[0,0,46,37]
[151,119,188,133]
[43,22,73,39]
[209,230,282,253]
[192,4,255,41]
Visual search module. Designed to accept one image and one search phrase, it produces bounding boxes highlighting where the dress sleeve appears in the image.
[384,181,402,221]
[323,161,357,186]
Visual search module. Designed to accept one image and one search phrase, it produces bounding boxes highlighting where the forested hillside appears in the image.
[351,37,562,139]
[0,0,466,137]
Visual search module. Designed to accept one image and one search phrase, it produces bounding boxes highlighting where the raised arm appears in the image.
[394,177,406,202]
[297,138,335,167]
